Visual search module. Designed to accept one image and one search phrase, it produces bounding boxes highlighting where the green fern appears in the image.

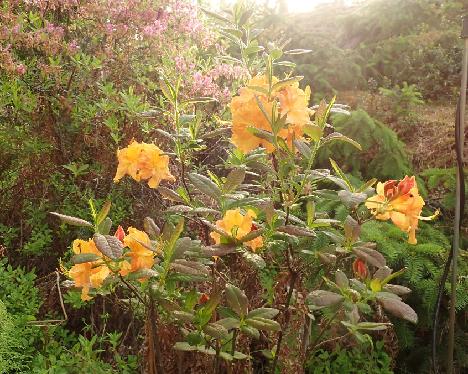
[317,110,412,180]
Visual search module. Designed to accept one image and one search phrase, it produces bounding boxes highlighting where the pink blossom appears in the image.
[16,63,26,75]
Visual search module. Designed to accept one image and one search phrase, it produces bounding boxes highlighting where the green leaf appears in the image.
[223,168,246,194]
[246,127,274,144]
[272,76,303,91]
[284,49,312,55]
[225,284,249,317]
[338,190,367,208]
[294,139,312,159]
[246,317,280,331]
[96,201,111,226]
[93,233,123,259]
[246,308,279,319]
[277,225,315,237]
[242,251,265,269]
[335,270,349,288]
[158,186,186,203]
[49,212,93,228]
[217,317,240,330]
[97,217,112,235]
[188,173,221,200]
[203,322,229,340]
[329,159,354,191]
[172,311,195,323]
[377,297,418,324]
[322,132,362,151]
[353,246,386,268]
[72,253,100,264]
[143,217,160,239]
[240,325,260,339]
[307,290,343,307]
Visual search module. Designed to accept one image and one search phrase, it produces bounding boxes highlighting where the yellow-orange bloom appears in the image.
[365,176,425,244]
[210,209,263,251]
[123,227,155,273]
[68,239,110,301]
[230,75,311,153]
[114,140,175,189]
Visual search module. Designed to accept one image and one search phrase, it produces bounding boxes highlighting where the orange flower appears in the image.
[365,176,426,244]
[114,140,175,188]
[68,239,110,301]
[230,75,311,153]
[123,227,155,273]
[210,209,263,251]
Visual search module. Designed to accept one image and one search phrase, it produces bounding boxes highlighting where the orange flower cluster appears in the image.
[114,140,175,188]
[365,176,427,244]
[210,208,263,251]
[68,227,156,300]
[230,75,311,153]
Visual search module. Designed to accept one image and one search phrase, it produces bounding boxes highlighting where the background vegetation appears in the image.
[0,0,466,373]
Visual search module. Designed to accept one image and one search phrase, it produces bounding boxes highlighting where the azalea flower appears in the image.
[123,227,155,273]
[210,209,263,251]
[68,239,110,301]
[114,140,175,189]
[365,176,434,244]
[230,75,311,153]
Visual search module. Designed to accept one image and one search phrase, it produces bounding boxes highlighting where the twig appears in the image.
[307,309,340,355]
[271,265,298,373]
[55,270,68,321]
[312,332,350,351]
[149,289,164,374]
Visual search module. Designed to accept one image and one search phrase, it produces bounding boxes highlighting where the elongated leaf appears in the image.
[188,173,221,200]
[284,49,312,55]
[203,322,229,340]
[277,225,315,237]
[158,186,185,203]
[93,233,123,259]
[272,76,303,91]
[72,253,100,264]
[50,212,93,227]
[338,190,367,208]
[353,247,386,268]
[329,159,353,191]
[246,308,279,319]
[335,270,349,288]
[241,325,260,339]
[247,127,274,143]
[170,259,210,277]
[96,201,111,226]
[223,168,246,194]
[307,290,343,307]
[383,284,412,296]
[173,311,195,323]
[378,297,418,324]
[202,244,237,257]
[246,317,280,331]
[294,139,312,159]
[217,317,240,330]
[143,217,160,239]
[225,284,248,317]
[322,133,362,150]
[97,217,112,235]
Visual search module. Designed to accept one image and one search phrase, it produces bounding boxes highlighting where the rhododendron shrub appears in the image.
[44,2,440,373]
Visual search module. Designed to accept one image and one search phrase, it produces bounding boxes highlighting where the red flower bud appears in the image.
[198,293,209,304]
[353,258,368,279]
[114,225,126,243]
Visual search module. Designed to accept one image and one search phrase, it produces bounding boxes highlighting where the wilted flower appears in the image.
[230,75,311,153]
[210,209,263,251]
[365,176,434,244]
[68,239,110,301]
[114,140,175,189]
